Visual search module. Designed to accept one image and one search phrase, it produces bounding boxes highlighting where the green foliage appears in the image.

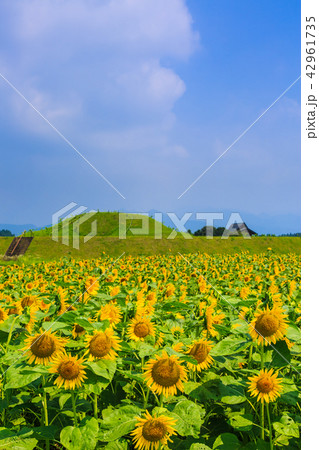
[99,405,141,442]
[271,340,291,368]
[170,400,205,438]
[190,445,212,450]
[213,433,240,449]
[0,250,301,449]
[0,427,37,449]
[211,336,251,356]
[60,418,99,450]
[5,365,42,389]
[0,229,14,236]
[193,226,226,237]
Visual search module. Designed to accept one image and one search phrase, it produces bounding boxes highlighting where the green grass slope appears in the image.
[0,236,300,264]
[31,212,176,237]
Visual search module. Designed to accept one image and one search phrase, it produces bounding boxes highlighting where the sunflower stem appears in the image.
[93,393,98,419]
[247,343,253,369]
[260,342,265,440]
[71,392,78,426]
[143,388,150,409]
[42,376,50,450]
[121,309,128,338]
[1,384,7,426]
[159,393,164,408]
[154,393,160,406]
[5,316,19,353]
[193,370,197,383]
[266,402,273,450]
[261,402,265,440]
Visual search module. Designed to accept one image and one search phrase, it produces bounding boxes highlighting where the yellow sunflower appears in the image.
[206,306,225,337]
[85,329,121,361]
[146,292,156,302]
[98,302,122,327]
[72,324,86,339]
[187,339,213,372]
[85,276,99,296]
[25,282,34,291]
[238,306,250,321]
[57,287,69,315]
[165,284,176,298]
[155,332,164,348]
[131,410,177,450]
[21,295,38,308]
[24,331,67,365]
[110,286,120,297]
[49,353,87,390]
[249,305,288,345]
[248,368,282,403]
[144,351,187,397]
[25,304,39,334]
[127,317,155,342]
[172,342,184,353]
[240,287,250,299]
[0,308,8,323]
[171,326,184,337]
[7,301,23,316]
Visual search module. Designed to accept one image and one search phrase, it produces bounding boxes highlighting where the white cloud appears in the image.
[0,0,197,130]
[164,144,189,158]
[115,60,186,113]
[13,0,198,59]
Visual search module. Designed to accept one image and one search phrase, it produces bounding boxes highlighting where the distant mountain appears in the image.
[0,224,39,236]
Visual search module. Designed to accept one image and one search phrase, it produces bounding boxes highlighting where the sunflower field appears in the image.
[0,251,301,449]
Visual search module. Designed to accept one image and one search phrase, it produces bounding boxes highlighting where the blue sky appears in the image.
[0,0,300,234]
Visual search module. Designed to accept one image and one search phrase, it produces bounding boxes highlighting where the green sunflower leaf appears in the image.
[99,405,141,442]
[190,444,212,450]
[213,433,240,449]
[4,366,42,390]
[86,359,116,381]
[60,418,99,450]
[271,340,291,368]
[211,336,251,356]
[0,427,37,449]
[171,400,205,438]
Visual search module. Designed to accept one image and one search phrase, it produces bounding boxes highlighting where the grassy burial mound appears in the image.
[31,212,176,238]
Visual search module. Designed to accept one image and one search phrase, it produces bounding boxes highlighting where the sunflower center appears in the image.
[256,377,274,393]
[21,296,36,308]
[189,343,209,363]
[75,325,84,333]
[0,310,6,320]
[255,313,280,337]
[58,361,80,380]
[31,335,56,357]
[142,419,167,442]
[134,322,150,338]
[151,358,180,387]
[89,333,111,357]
